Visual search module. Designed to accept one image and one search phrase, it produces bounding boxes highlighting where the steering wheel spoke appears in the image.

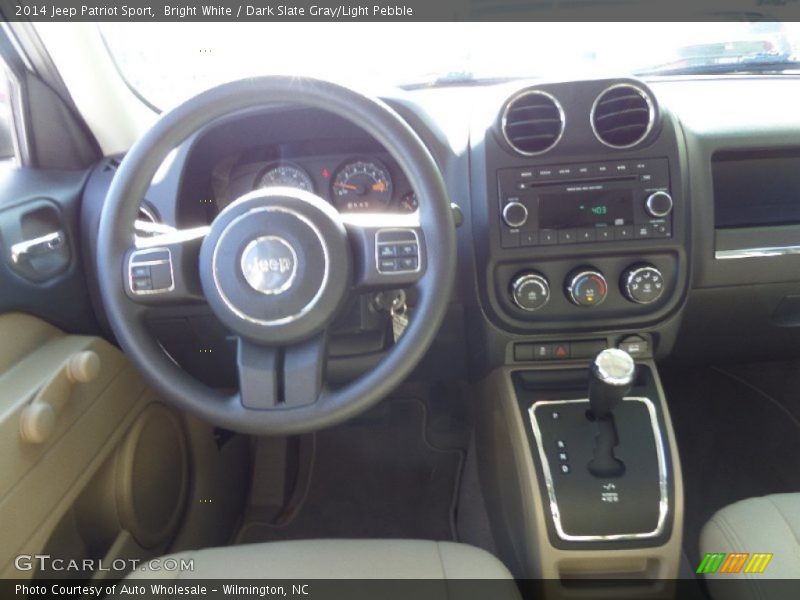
[124,227,209,305]
[344,215,426,291]
[236,333,327,410]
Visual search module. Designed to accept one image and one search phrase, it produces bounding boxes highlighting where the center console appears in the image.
[469,78,687,595]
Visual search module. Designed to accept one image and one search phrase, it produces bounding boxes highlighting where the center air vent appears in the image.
[501,90,564,156]
[591,84,655,149]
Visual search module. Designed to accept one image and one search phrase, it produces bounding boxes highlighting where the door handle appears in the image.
[10,230,64,263]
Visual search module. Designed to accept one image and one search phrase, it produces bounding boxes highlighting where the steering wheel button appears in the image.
[132,277,153,292]
[379,258,398,273]
[398,257,418,271]
[151,263,174,291]
[379,245,398,258]
[131,265,151,279]
[399,243,418,256]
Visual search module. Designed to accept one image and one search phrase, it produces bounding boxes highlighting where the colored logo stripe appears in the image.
[697,553,726,574]
[744,553,773,574]
[697,553,773,574]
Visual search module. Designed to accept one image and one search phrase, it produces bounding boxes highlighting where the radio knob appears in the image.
[566,269,608,307]
[502,201,529,229]
[645,191,673,218]
[511,272,550,312]
[622,265,666,305]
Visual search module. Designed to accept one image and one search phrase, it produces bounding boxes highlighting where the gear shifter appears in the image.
[587,348,635,477]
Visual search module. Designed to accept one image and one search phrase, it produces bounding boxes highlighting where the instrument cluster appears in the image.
[214,152,418,215]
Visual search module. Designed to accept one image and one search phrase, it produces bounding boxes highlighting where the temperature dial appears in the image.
[566,269,608,307]
[511,272,550,312]
[622,265,665,304]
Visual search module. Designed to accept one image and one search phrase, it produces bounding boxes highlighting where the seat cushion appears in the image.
[700,493,800,600]
[128,539,516,580]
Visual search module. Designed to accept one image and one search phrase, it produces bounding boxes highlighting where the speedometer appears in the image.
[256,163,314,192]
[331,159,393,212]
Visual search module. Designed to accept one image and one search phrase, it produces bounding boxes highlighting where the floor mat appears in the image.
[237,398,464,543]
[661,365,800,566]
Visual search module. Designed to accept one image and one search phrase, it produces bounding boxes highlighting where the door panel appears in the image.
[0,168,97,334]
[0,313,154,577]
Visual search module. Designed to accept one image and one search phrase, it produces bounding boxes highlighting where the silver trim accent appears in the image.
[137,204,158,224]
[590,83,655,150]
[134,226,210,249]
[528,397,669,542]
[623,265,665,304]
[375,228,422,275]
[502,201,529,229]
[128,247,175,296]
[240,235,298,296]
[645,191,673,218]
[10,231,64,263]
[592,348,635,387]
[212,206,330,327]
[501,89,565,157]
[715,245,800,260]
[566,269,608,307]
[511,273,550,312]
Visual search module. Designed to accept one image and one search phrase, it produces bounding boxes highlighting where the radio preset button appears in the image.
[540,230,558,245]
[521,231,538,246]
[511,273,551,312]
[566,269,608,307]
[502,201,529,228]
[614,225,634,240]
[558,229,577,244]
[597,228,613,241]
[576,228,597,243]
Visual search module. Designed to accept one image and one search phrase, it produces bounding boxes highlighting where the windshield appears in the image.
[99,22,800,110]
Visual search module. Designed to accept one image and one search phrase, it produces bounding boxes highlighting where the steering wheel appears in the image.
[97,77,456,435]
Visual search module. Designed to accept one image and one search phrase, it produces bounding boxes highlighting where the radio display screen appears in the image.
[538,189,634,229]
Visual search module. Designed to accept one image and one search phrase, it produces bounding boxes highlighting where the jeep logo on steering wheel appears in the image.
[240,236,298,295]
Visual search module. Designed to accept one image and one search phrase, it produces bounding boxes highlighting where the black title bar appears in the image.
[2,0,800,22]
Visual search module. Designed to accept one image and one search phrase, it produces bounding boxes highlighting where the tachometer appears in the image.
[256,163,314,192]
[331,159,393,212]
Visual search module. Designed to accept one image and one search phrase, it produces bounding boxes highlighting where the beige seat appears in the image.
[700,494,800,600]
[129,539,519,594]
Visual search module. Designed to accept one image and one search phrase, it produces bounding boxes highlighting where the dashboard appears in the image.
[79,74,800,381]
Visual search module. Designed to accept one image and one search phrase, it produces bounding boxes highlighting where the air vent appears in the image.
[591,84,655,149]
[501,90,564,156]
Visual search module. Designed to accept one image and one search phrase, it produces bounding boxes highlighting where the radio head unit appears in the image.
[497,158,672,248]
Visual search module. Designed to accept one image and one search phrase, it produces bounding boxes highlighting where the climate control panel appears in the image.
[503,260,671,322]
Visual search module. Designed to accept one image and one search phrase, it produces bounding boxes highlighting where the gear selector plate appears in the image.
[529,397,668,542]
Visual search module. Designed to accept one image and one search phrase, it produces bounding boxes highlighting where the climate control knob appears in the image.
[511,272,550,312]
[566,269,608,307]
[622,265,666,305]
[645,191,673,218]
[502,201,529,229]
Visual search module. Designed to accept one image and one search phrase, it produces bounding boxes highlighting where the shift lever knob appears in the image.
[589,348,635,420]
